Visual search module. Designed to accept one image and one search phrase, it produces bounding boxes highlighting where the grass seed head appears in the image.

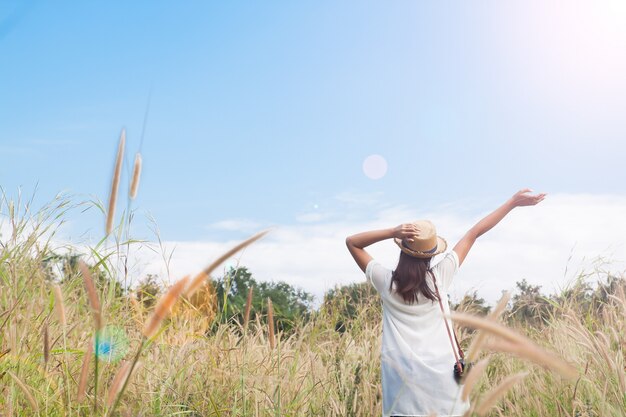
[475,371,528,416]
[484,338,578,379]
[79,260,102,330]
[462,356,491,401]
[43,323,49,366]
[267,297,275,350]
[143,275,190,339]
[185,230,269,297]
[52,283,66,326]
[106,360,141,407]
[450,312,530,346]
[467,292,510,362]
[243,285,254,329]
[77,341,93,402]
[7,371,39,413]
[106,128,125,235]
[129,152,142,200]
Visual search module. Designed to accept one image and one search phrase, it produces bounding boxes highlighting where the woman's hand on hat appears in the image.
[392,223,420,242]
[510,188,547,207]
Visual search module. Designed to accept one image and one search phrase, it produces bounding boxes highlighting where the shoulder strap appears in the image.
[430,271,465,366]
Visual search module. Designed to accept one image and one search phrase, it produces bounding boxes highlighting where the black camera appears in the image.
[453,358,467,384]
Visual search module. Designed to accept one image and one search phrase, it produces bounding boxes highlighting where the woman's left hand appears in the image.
[392,223,420,242]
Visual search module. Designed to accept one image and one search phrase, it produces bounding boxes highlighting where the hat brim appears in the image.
[394,236,448,258]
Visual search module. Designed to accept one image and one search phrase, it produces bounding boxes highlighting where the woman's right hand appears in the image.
[510,188,547,208]
[392,223,420,242]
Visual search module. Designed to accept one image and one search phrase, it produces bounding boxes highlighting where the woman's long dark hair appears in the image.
[389,251,439,304]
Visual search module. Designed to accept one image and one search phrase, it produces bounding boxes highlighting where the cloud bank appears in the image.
[126,193,625,307]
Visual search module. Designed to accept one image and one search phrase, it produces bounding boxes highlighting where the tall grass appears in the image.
[1,140,624,416]
[1,201,624,416]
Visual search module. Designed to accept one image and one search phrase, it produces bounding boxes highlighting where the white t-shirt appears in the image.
[366,250,470,417]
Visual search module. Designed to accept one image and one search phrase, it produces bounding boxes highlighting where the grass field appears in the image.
[1,136,624,416]
[1,193,625,417]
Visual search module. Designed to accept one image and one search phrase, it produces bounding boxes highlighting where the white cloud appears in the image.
[207,219,262,232]
[128,193,626,307]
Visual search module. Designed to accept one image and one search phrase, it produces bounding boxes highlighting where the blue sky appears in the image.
[1,1,625,302]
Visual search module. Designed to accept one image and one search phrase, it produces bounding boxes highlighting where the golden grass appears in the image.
[466,291,510,362]
[185,230,270,297]
[1,135,623,416]
[42,323,49,367]
[106,360,142,408]
[244,285,254,329]
[143,275,190,339]
[129,152,142,200]
[106,129,125,235]
[475,371,528,416]
[79,260,102,330]
[51,283,66,326]
[6,370,39,413]
[267,297,275,350]
[483,338,577,380]
[462,356,490,401]
[77,341,93,403]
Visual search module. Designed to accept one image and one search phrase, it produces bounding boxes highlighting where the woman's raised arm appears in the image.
[346,224,419,272]
[453,188,546,267]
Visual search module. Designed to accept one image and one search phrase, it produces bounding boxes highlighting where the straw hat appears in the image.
[394,220,447,258]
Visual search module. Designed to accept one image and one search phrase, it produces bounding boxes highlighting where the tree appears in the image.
[452,291,491,316]
[212,266,314,333]
[135,274,161,309]
[509,279,552,326]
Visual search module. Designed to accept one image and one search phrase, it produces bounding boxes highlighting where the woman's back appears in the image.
[366,251,470,416]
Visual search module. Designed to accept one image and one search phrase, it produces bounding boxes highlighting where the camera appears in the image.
[453,358,467,384]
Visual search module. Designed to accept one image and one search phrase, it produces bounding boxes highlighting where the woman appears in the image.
[345,189,546,417]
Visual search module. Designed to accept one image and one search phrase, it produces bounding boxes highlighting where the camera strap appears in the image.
[431,272,464,372]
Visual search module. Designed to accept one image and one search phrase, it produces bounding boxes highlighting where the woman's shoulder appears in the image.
[366,260,393,294]
[431,251,459,290]
[433,250,459,273]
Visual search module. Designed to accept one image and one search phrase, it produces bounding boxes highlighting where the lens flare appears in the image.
[94,326,129,363]
[363,154,388,180]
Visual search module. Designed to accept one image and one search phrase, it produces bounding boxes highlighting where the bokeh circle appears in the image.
[363,154,388,180]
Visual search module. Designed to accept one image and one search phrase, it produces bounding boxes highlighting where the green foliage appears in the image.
[509,279,553,326]
[213,266,314,333]
[135,274,161,309]
[321,281,380,332]
[452,290,491,316]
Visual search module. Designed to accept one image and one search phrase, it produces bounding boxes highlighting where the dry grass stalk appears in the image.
[43,323,49,366]
[475,371,528,416]
[450,312,530,347]
[267,297,275,350]
[52,283,66,326]
[462,356,491,401]
[594,331,626,393]
[143,275,190,339]
[490,291,511,320]
[7,370,39,413]
[79,260,102,330]
[484,338,577,379]
[243,285,254,329]
[106,360,141,407]
[77,341,93,402]
[129,153,142,199]
[467,292,510,362]
[185,230,269,297]
[106,129,125,235]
